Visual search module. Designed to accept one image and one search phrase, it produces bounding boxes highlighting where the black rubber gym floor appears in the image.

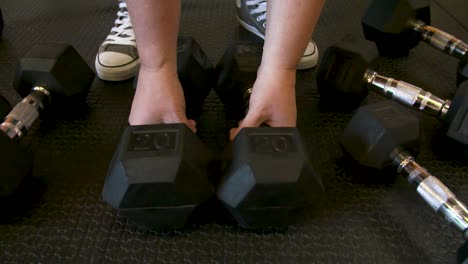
[1,0,467,263]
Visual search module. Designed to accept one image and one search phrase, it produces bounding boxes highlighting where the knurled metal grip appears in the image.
[0,87,49,140]
[412,20,468,59]
[418,177,468,236]
[418,176,455,212]
[440,198,468,239]
[365,70,451,118]
[393,150,468,238]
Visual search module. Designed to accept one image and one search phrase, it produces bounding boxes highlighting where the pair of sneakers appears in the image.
[95,0,319,81]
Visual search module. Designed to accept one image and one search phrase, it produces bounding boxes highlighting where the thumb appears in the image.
[229,113,265,141]
[186,119,197,133]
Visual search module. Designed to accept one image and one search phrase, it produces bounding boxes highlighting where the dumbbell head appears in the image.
[133,36,213,119]
[102,123,214,229]
[445,81,468,148]
[458,240,468,264]
[0,133,33,197]
[215,28,263,121]
[103,38,214,229]
[459,57,468,87]
[0,94,32,197]
[341,100,419,170]
[14,43,95,105]
[0,95,11,119]
[176,36,213,118]
[317,35,379,111]
[0,96,32,197]
[0,9,3,38]
[217,127,324,229]
[362,0,431,56]
[134,36,213,117]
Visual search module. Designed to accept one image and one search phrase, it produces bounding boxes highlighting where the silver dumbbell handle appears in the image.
[243,88,252,114]
[411,20,468,60]
[364,70,451,119]
[392,149,468,239]
[0,87,50,141]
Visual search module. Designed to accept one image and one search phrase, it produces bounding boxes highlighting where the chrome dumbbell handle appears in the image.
[0,87,50,141]
[392,150,468,239]
[411,20,468,60]
[243,88,252,114]
[364,70,451,119]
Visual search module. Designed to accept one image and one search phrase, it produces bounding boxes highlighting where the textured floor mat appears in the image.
[434,0,468,32]
[0,0,467,263]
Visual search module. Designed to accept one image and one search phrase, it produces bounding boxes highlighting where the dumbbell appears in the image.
[362,0,467,58]
[0,9,3,38]
[133,36,213,118]
[0,43,95,197]
[0,96,26,198]
[341,100,468,240]
[460,58,468,86]
[0,96,11,119]
[101,36,215,229]
[362,0,468,85]
[459,240,468,263]
[215,31,324,229]
[215,28,263,121]
[317,35,468,150]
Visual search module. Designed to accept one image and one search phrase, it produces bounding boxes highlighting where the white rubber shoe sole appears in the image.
[296,42,319,70]
[95,56,140,81]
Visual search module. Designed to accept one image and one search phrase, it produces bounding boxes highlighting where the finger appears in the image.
[230,114,265,140]
[186,119,197,133]
[229,127,238,141]
[238,113,265,129]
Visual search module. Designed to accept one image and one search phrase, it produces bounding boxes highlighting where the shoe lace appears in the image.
[246,0,267,28]
[103,1,136,46]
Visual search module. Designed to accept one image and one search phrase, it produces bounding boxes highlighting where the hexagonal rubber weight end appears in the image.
[0,133,33,197]
[446,81,468,149]
[0,95,11,120]
[102,123,214,229]
[217,127,324,229]
[0,9,3,38]
[362,0,430,57]
[458,57,468,87]
[133,36,213,120]
[341,100,419,169]
[177,36,213,119]
[14,43,95,104]
[458,240,468,264]
[215,29,263,121]
[317,34,379,111]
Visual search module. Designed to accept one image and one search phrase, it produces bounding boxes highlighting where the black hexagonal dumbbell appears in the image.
[0,95,29,198]
[0,95,11,119]
[459,240,468,263]
[0,43,95,197]
[341,100,468,240]
[215,28,263,121]
[102,36,215,230]
[214,28,324,229]
[317,35,468,151]
[362,0,468,86]
[133,36,213,118]
[362,0,467,58]
[460,58,468,87]
[0,8,3,38]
